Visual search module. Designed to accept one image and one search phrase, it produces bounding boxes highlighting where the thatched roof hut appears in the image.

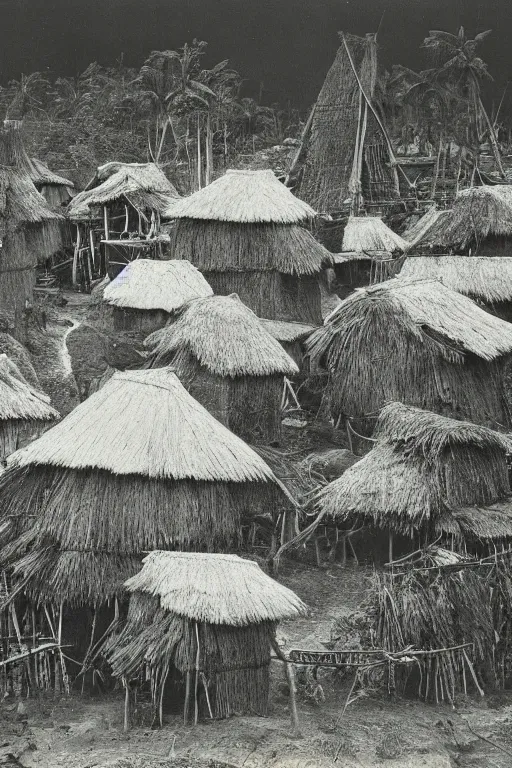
[400,256,512,317]
[306,277,512,430]
[165,169,332,325]
[342,217,409,254]
[105,551,306,723]
[412,186,512,254]
[99,259,213,335]
[0,121,63,341]
[28,158,75,207]
[145,295,299,442]
[295,33,399,214]
[0,354,58,463]
[68,162,180,222]
[0,367,280,606]
[316,402,512,545]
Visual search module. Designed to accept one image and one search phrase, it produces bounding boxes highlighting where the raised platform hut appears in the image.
[105,551,307,724]
[306,277,512,432]
[100,259,213,336]
[67,162,180,289]
[0,367,280,612]
[28,158,75,208]
[412,186,512,255]
[165,169,332,325]
[316,402,512,555]
[145,294,299,442]
[400,256,512,321]
[0,354,58,464]
[0,121,63,341]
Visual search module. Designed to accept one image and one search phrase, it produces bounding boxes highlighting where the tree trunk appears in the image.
[197,115,202,190]
[205,112,213,185]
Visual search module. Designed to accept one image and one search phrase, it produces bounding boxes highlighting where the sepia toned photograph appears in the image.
[0,1,511,766]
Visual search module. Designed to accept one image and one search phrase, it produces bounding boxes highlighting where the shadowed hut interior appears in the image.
[165,169,332,325]
[104,551,307,725]
[145,294,299,443]
[316,402,512,553]
[99,259,213,335]
[306,277,512,432]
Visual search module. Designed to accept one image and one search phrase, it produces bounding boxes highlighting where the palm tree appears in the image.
[423,28,504,177]
[4,72,50,120]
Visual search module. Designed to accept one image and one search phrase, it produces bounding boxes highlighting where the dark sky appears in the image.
[0,0,509,108]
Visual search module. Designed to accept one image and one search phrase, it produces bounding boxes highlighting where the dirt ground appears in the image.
[2,563,511,768]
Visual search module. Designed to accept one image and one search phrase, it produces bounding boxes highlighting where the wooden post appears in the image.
[184,671,191,725]
[285,662,301,738]
[194,622,200,725]
[123,678,131,731]
[388,530,393,564]
[103,206,109,241]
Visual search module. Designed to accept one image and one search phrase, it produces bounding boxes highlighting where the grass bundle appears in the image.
[400,256,512,304]
[68,162,180,221]
[165,169,316,223]
[145,295,299,442]
[0,368,280,605]
[104,552,306,722]
[316,402,512,542]
[372,565,495,701]
[306,277,512,427]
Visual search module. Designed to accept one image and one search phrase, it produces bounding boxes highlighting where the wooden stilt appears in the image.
[184,671,191,725]
[285,662,301,738]
[194,622,200,725]
[123,678,131,731]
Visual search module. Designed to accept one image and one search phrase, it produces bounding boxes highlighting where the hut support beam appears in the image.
[194,622,200,725]
[285,662,301,738]
[184,671,191,725]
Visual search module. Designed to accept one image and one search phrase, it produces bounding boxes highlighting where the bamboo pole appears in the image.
[184,671,191,725]
[284,100,317,187]
[194,622,200,725]
[285,662,301,738]
[103,206,109,240]
[123,678,131,731]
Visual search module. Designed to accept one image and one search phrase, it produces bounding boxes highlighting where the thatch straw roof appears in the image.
[165,169,316,223]
[401,206,448,249]
[259,319,317,343]
[102,259,213,313]
[0,355,58,422]
[310,277,512,364]
[125,551,307,626]
[68,162,180,220]
[342,217,409,253]
[10,367,274,483]
[145,295,299,377]
[400,256,512,303]
[413,186,512,251]
[0,122,64,228]
[306,277,512,426]
[316,402,512,540]
[28,158,74,190]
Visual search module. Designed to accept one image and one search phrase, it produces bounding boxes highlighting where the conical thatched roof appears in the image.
[145,295,299,377]
[259,319,317,343]
[68,162,180,220]
[413,186,512,251]
[307,277,512,427]
[165,169,316,223]
[125,551,307,626]
[28,158,74,190]
[342,217,409,253]
[0,355,58,422]
[10,367,274,482]
[102,259,213,313]
[316,402,512,540]
[400,256,512,303]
